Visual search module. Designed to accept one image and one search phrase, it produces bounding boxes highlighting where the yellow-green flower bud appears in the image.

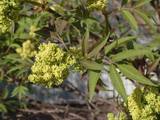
[107,113,115,120]
[29,25,38,38]
[107,112,127,120]
[67,46,83,72]
[127,87,160,120]
[0,0,18,33]
[119,112,127,120]
[16,40,37,59]
[87,0,108,10]
[28,42,82,88]
[127,88,142,120]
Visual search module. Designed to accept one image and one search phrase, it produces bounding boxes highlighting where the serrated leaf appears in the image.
[134,9,155,29]
[135,0,151,8]
[105,36,136,55]
[12,85,28,100]
[88,33,110,58]
[118,64,157,86]
[82,27,89,56]
[121,9,138,30]
[81,60,103,71]
[111,49,151,62]
[109,65,127,102]
[88,70,100,101]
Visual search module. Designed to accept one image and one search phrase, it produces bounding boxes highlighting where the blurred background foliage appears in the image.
[0,0,160,119]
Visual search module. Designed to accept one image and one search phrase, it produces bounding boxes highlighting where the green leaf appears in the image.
[147,36,160,49]
[25,0,42,6]
[111,49,151,62]
[88,33,110,58]
[105,36,136,55]
[49,3,65,15]
[0,103,7,113]
[82,27,89,56]
[81,60,103,71]
[121,9,138,30]
[109,65,127,102]
[0,69,4,80]
[122,0,129,5]
[9,43,21,48]
[12,85,28,100]
[134,9,155,29]
[148,57,160,73]
[1,88,9,99]
[7,65,24,74]
[135,0,151,8]
[118,64,157,86]
[88,70,100,101]
[16,68,29,77]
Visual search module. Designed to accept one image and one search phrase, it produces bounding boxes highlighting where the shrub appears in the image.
[0,0,159,119]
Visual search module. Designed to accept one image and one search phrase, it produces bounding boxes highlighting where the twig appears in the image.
[69,113,86,120]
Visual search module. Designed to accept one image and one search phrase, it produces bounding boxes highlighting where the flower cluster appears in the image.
[107,112,127,120]
[128,87,160,120]
[28,42,82,88]
[87,0,107,10]
[107,113,115,120]
[0,0,18,33]
[68,46,83,72]
[16,40,37,59]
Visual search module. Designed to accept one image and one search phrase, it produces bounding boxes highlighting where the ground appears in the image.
[3,98,119,120]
